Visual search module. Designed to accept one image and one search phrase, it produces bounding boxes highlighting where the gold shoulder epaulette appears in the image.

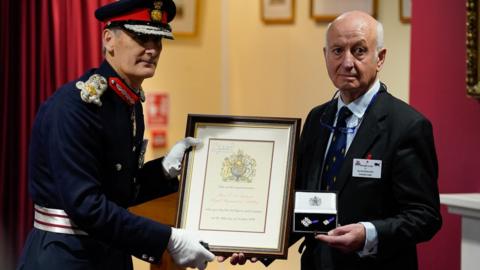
[76,74,108,106]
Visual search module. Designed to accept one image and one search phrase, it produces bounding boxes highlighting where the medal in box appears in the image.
[293,191,337,233]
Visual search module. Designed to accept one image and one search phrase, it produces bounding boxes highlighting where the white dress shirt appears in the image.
[325,80,381,257]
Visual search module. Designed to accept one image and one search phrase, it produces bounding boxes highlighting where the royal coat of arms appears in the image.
[221,150,256,182]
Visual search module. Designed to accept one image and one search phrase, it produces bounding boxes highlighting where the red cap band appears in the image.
[107,8,151,23]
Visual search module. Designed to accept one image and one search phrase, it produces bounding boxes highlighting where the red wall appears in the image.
[410,0,480,269]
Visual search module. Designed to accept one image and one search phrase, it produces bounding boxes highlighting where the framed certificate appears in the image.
[176,114,301,258]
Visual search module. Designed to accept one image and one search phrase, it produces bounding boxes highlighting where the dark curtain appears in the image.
[0,0,112,268]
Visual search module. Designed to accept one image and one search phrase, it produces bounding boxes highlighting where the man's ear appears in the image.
[376,48,387,71]
[103,29,115,55]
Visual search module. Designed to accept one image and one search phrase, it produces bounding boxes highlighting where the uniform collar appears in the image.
[96,60,145,106]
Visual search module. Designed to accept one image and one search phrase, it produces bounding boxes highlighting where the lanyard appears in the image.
[320,89,381,134]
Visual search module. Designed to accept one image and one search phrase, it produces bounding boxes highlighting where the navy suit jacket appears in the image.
[295,84,441,270]
[19,61,176,270]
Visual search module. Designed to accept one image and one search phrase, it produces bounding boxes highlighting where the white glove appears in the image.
[162,137,202,177]
[167,228,215,270]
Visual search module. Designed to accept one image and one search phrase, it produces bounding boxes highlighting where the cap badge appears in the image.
[151,1,163,22]
[76,74,107,106]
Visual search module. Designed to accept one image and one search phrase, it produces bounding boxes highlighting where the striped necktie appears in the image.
[321,106,353,191]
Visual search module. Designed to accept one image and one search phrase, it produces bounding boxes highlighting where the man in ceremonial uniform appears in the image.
[17,0,214,269]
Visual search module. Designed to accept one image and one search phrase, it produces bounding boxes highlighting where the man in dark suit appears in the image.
[294,10,441,270]
[17,1,214,269]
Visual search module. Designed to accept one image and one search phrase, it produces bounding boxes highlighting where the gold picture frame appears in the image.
[400,0,411,23]
[176,114,301,258]
[310,0,378,22]
[261,0,295,24]
[466,0,480,97]
[170,0,199,36]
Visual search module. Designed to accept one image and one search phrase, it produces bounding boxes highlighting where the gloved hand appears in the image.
[162,137,202,177]
[167,228,215,270]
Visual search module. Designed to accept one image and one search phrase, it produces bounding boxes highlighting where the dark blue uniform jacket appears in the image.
[18,61,177,270]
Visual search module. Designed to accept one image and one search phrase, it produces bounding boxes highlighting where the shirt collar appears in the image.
[336,80,380,119]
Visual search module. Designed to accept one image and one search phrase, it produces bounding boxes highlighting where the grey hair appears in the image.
[325,20,385,52]
[102,28,122,55]
[376,21,384,51]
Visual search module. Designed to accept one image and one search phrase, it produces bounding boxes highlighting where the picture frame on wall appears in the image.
[261,0,295,24]
[310,0,377,22]
[170,0,198,36]
[466,0,480,98]
[400,0,411,23]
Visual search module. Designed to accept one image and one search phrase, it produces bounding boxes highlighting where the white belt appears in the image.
[33,204,88,235]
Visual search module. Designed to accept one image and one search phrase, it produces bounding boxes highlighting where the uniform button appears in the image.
[115,163,122,171]
[133,177,137,184]
[132,146,136,152]
[142,254,148,259]
[148,256,155,262]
